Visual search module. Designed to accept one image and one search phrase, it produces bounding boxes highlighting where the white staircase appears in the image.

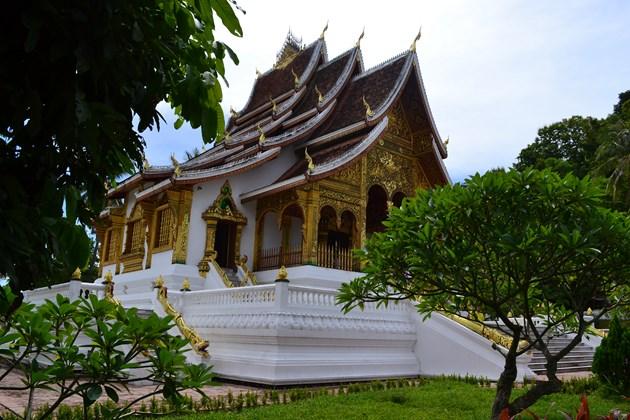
[528,335,596,375]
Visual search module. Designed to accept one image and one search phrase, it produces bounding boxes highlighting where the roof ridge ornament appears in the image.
[257,124,266,145]
[314,85,324,106]
[362,95,375,118]
[305,147,315,174]
[142,156,150,171]
[170,153,181,177]
[410,27,422,52]
[319,21,329,39]
[230,106,238,119]
[355,27,365,48]
[256,68,262,78]
[269,95,277,114]
[291,67,300,90]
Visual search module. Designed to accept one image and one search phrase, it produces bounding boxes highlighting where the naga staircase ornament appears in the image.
[236,255,257,285]
[154,275,209,357]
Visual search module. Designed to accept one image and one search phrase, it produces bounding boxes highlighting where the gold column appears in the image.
[94,224,107,277]
[111,212,126,275]
[234,224,244,264]
[140,201,156,269]
[198,218,218,277]
[298,184,320,264]
[169,189,193,264]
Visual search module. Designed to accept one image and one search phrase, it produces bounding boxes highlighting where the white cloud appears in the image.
[143,0,630,182]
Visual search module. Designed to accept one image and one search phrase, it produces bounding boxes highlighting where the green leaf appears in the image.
[87,384,102,403]
[210,0,243,37]
[104,385,119,403]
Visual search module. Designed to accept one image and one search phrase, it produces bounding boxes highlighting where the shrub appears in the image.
[593,316,630,395]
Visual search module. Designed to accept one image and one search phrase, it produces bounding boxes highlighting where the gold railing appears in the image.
[444,313,529,351]
[154,276,209,357]
[211,259,233,288]
[236,256,257,285]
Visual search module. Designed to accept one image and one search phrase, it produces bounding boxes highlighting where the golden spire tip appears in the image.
[319,21,329,39]
[356,27,365,47]
[410,26,422,52]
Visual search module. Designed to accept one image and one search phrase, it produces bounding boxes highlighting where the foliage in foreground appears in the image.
[0,292,213,420]
[0,0,242,301]
[593,316,630,396]
[338,169,630,419]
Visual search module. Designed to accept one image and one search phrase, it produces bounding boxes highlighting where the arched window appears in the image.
[366,185,388,235]
[392,191,406,208]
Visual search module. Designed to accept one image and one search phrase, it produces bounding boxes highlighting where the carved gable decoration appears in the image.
[203,180,247,224]
[387,101,413,140]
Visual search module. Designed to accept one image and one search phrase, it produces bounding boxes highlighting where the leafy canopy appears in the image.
[0,0,242,293]
[338,169,630,417]
[0,291,214,419]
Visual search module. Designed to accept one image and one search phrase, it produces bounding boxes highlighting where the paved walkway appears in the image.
[0,369,259,414]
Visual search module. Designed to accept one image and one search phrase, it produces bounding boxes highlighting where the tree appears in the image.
[592,316,630,396]
[593,99,630,209]
[0,0,242,301]
[0,291,213,419]
[337,169,630,419]
[514,116,601,178]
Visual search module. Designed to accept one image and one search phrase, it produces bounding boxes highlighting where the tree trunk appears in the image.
[491,348,519,419]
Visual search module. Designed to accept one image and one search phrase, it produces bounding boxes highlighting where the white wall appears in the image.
[261,211,281,249]
[187,147,295,271]
[287,215,303,247]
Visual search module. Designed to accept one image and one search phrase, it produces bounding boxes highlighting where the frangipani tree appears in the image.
[338,169,630,419]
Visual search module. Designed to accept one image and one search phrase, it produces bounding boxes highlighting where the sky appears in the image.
[142,0,630,183]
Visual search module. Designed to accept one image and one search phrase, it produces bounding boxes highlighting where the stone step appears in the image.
[532,365,592,375]
[530,355,593,364]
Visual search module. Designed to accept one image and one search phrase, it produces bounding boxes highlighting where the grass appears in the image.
[164,380,630,420]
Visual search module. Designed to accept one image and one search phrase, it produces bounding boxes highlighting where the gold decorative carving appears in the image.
[71,267,81,280]
[236,255,257,285]
[362,95,374,118]
[366,146,415,197]
[444,313,528,351]
[198,181,247,278]
[102,271,121,305]
[154,276,209,357]
[388,101,413,140]
[172,213,189,264]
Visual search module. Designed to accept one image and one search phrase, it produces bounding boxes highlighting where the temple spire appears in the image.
[410,27,422,52]
[355,27,365,48]
[319,21,329,39]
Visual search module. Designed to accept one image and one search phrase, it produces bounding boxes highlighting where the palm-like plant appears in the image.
[595,102,630,209]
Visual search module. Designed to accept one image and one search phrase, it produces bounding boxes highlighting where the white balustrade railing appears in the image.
[183,284,276,307]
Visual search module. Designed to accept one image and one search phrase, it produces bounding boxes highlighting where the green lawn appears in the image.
[168,380,630,420]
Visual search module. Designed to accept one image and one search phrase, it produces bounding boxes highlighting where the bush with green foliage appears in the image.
[593,316,630,396]
[0,290,213,420]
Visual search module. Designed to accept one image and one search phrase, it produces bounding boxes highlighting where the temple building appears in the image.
[97,29,449,283]
[27,30,598,385]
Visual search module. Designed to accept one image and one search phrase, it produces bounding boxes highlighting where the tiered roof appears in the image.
[108,31,449,202]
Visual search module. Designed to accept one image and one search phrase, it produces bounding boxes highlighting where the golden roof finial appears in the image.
[257,124,266,144]
[319,21,329,39]
[586,307,593,315]
[305,147,315,174]
[142,156,150,171]
[71,267,81,280]
[256,68,262,78]
[181,278,191,291]
[410,27,422,52]
[170,153,181,177]
[276,265,289,281]
[314,85,324,105]
[104,271,113,284]
[269,95,277,113]
[154,275,165,289]
[230,106,238,119]
[362,95,375,118]
[355,27,365,48]
[291,68,300,90]
[225,131,232,143]
[444,136,450,147]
